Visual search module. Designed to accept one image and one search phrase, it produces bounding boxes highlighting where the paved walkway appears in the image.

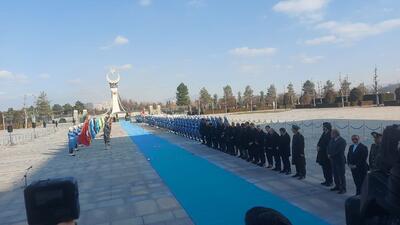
[0,123,193,225]
[145,124,353,225]
[1,121,360,225]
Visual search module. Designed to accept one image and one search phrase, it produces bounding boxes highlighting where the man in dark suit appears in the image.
[257,127,266,167]
[239,123,247,159]
[247,123,257,162]
[205,121,213,147]
[264,126,274,168]
[234,123,242,156]
[291,125,306,179]
[279,128,291,174]
[270,128,281,171]
[347,135,369,195]
[317,122,333,186]
[327,129,347,194]
[226,123,236,155]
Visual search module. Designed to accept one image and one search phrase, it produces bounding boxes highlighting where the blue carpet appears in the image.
[121,122,330,225]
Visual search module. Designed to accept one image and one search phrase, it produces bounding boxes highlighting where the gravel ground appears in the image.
[223,106,400,122]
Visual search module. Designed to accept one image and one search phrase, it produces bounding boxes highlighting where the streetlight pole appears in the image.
[2,113,5,131]
[339,74,345,108]
[24,94,28,129]
[224,95,227,114]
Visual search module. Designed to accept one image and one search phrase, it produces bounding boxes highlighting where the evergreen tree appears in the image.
[74,101,85,113]
[223,85,236,108]
[52,104,63,118]
[176,83,190,106]
[325,90,337,104]
[259,91,265,106]
[266,84,277,105]
[213,94,218,109]
[302,80,315,105]
[237,91,243,107]
[357,83,368,95]
[36,91,51,121]
[62,103,73,115]
[287,83,296,106]
[323,80,335,95]
[349,87,363,103]
[223,85,233,99]
[395,86,400,101]
[243,85,254,109]
[199,87,212,109]
[339,76,351,102]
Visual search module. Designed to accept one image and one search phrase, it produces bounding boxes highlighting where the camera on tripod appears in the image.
[24,177,80,225]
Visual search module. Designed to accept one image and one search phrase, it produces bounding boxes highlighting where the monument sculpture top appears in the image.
[106,68,120,88]
[106,68,125,115]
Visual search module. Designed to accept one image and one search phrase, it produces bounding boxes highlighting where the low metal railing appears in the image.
[0,123,70,148]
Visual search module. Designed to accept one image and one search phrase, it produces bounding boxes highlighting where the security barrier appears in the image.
[0,124,70,148]
[229,118,399,145]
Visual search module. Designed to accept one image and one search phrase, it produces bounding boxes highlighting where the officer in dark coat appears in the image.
[317,122,333,186]
[347,135,369,195]
[270,128,281,171]
[256,126,266,167]
[369,132,382,171]
[212,122,219,149]
[248,123,257,162]
[327,129,347,194]
[226,123,236,155]
[220,124,227,152]
[210,122,217,149]
[215,121,223,150]
[239,123,247,159]
[243,122,252,160]
[279,128,291,174]
[205,121,213,147]
[264,126,274,168]
[291,125,306,179]
[234,123,241,156]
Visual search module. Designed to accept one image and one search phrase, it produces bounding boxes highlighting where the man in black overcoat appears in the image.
[270,128,281,171]
[264,126,274,168]
[317,122,333,186]
[291,125,306,180]
[256,126,266,166]
[279,128,291,174]
[327,129,347,194]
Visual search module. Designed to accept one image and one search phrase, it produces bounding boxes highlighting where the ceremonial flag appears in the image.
[89,118,96,139]
[79,121,91,146]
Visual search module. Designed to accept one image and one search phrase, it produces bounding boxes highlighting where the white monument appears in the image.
[106,69,126,116]
[149,105,154,115]
[156,105,161,114]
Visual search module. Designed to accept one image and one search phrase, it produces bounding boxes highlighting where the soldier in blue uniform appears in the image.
[68,127,77,156]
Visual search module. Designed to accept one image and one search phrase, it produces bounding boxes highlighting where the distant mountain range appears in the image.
[381,83,400,93]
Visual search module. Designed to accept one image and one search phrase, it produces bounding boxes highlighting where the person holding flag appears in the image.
[89,117,97,139]
[79,119,91,146]
[68,127,77,156]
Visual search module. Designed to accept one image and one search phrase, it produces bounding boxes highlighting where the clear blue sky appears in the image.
[1,0,400,110]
